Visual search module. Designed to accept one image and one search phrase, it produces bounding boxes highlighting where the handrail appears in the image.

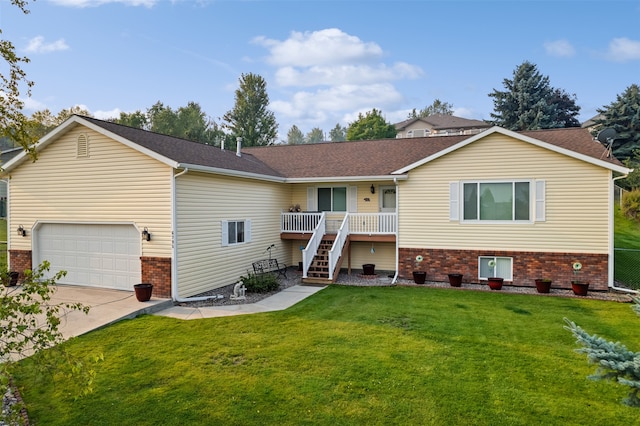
[348,212,397,234]
[328,214,350,280]
[281,212,322,233]
[301,213,326,278]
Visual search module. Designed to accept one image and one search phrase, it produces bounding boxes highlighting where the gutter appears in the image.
[609,173,637,294]
[392,177,399,284]
[170,168,225,303]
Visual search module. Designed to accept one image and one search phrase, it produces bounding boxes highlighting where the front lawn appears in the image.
[614,207,640,288]
[13,286,640,425]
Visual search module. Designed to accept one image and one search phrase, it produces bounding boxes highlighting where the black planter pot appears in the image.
[448,273,463,287]
[362,264,376,276]
[134,283,153,302]
[413,271,427,284]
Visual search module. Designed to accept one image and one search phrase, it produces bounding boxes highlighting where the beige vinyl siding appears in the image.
[348,241,396,271]
[175,172,290,298]
[290,182,392,214]
[8,126,172,257]
[399,133,611,253]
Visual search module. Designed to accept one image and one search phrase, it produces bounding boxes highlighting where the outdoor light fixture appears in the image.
[17,225,26,237]
[370,184,375,194]
[142,227,151,241]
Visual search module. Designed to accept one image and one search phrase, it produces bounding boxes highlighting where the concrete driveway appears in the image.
[46,285,172,339]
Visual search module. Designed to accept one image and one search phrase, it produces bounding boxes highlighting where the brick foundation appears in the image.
[9,250,32,283]
[141,256,172,298]
[399,248,608,291]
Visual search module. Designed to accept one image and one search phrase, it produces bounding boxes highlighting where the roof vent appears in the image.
[236,137,242,157]
[77,134,89,158]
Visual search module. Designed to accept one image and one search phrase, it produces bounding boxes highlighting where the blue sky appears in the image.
[3,0,639,140]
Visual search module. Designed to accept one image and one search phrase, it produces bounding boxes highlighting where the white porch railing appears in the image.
[328,215,350,280]
[301,213,326,279]
[348,213,397,234]
[281,212,323,233]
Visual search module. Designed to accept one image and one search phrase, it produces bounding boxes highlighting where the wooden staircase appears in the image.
[302,235,347,285]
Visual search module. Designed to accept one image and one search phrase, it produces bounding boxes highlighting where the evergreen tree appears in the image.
[329,123,347,142]
[287,125,304,145]
[223,73,278,147]
[306,127,324,143]
[407,99,454,119]
[565,298,640,407]
[489,61,580,130]
[346,108,397,141]
[592,84,640,162]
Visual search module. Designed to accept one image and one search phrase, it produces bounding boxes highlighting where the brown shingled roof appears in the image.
[395,114,490,131]
[71,117,625,180]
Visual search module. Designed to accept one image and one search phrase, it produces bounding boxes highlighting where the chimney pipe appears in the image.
[236,137,242,157]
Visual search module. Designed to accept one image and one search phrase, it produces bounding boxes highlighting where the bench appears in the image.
[252,258,288,279]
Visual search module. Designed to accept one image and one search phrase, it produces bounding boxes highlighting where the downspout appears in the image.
[170,168,225,302]
[392,177,399,284]
[609,173,637,294]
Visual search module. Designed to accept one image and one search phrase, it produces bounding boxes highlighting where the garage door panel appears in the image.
[35,224,141,291]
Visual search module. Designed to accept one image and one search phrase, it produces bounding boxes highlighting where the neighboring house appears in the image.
[394,114,490,138]
[0,147,23,218]
[1,115,630,300]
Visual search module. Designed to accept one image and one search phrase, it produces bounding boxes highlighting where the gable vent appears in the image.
[77,134,89,158]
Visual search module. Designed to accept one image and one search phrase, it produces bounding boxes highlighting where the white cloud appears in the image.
[93,108,122,120]
[544,39,575,57]
[24,36,69,54]
[606,37,640,62]
[271,83,404,124]
[256,28,422,131]
[275,62,423,87]
[20,97,48,112]
[254,28,383,67]
[49,0,156,7]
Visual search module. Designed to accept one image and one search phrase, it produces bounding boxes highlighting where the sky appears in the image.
[2,0,640,141]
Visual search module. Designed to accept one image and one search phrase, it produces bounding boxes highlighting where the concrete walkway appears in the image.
[153,285,326,320]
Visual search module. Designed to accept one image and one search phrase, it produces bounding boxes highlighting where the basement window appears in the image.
[478,256,513,281]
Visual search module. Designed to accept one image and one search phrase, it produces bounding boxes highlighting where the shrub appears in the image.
[622,190,640,221]
[240,272,279,293]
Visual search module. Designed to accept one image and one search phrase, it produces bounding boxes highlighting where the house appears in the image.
[394,114,490,138]
[1,115,630,301]
[0,147,23,218]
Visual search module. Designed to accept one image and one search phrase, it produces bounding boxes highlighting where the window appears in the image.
[318,187,347,212]
[221,220,251,246]
[462,181,530,222]
[478,256,513,281]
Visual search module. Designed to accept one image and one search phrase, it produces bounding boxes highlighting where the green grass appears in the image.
[614,207,640,288]
[13,286,640,425]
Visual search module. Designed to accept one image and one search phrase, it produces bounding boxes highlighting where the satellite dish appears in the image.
[597,128,617,144]
[596,128,617,159]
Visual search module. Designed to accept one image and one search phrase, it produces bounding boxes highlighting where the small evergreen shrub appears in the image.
[622,190,640,221]
[241,272,279,293]
[565,297,640,407]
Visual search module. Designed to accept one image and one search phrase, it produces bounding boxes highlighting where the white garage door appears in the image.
[35,223,141,291]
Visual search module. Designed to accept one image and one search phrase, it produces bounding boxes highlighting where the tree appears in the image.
[115,101,225,146]
[25,106,92,140]
[287,125,304,145]
[115,110,148,129]
[329,123,347,142]
[1,0,35,157]
[407,99,454,119]
[306,127,324,144]
[489,61,580,131]
[346,109,397,141]
[223,73,278,147]
[565,300,640,407]
[592,84,640,162]
[1,262,100,422]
